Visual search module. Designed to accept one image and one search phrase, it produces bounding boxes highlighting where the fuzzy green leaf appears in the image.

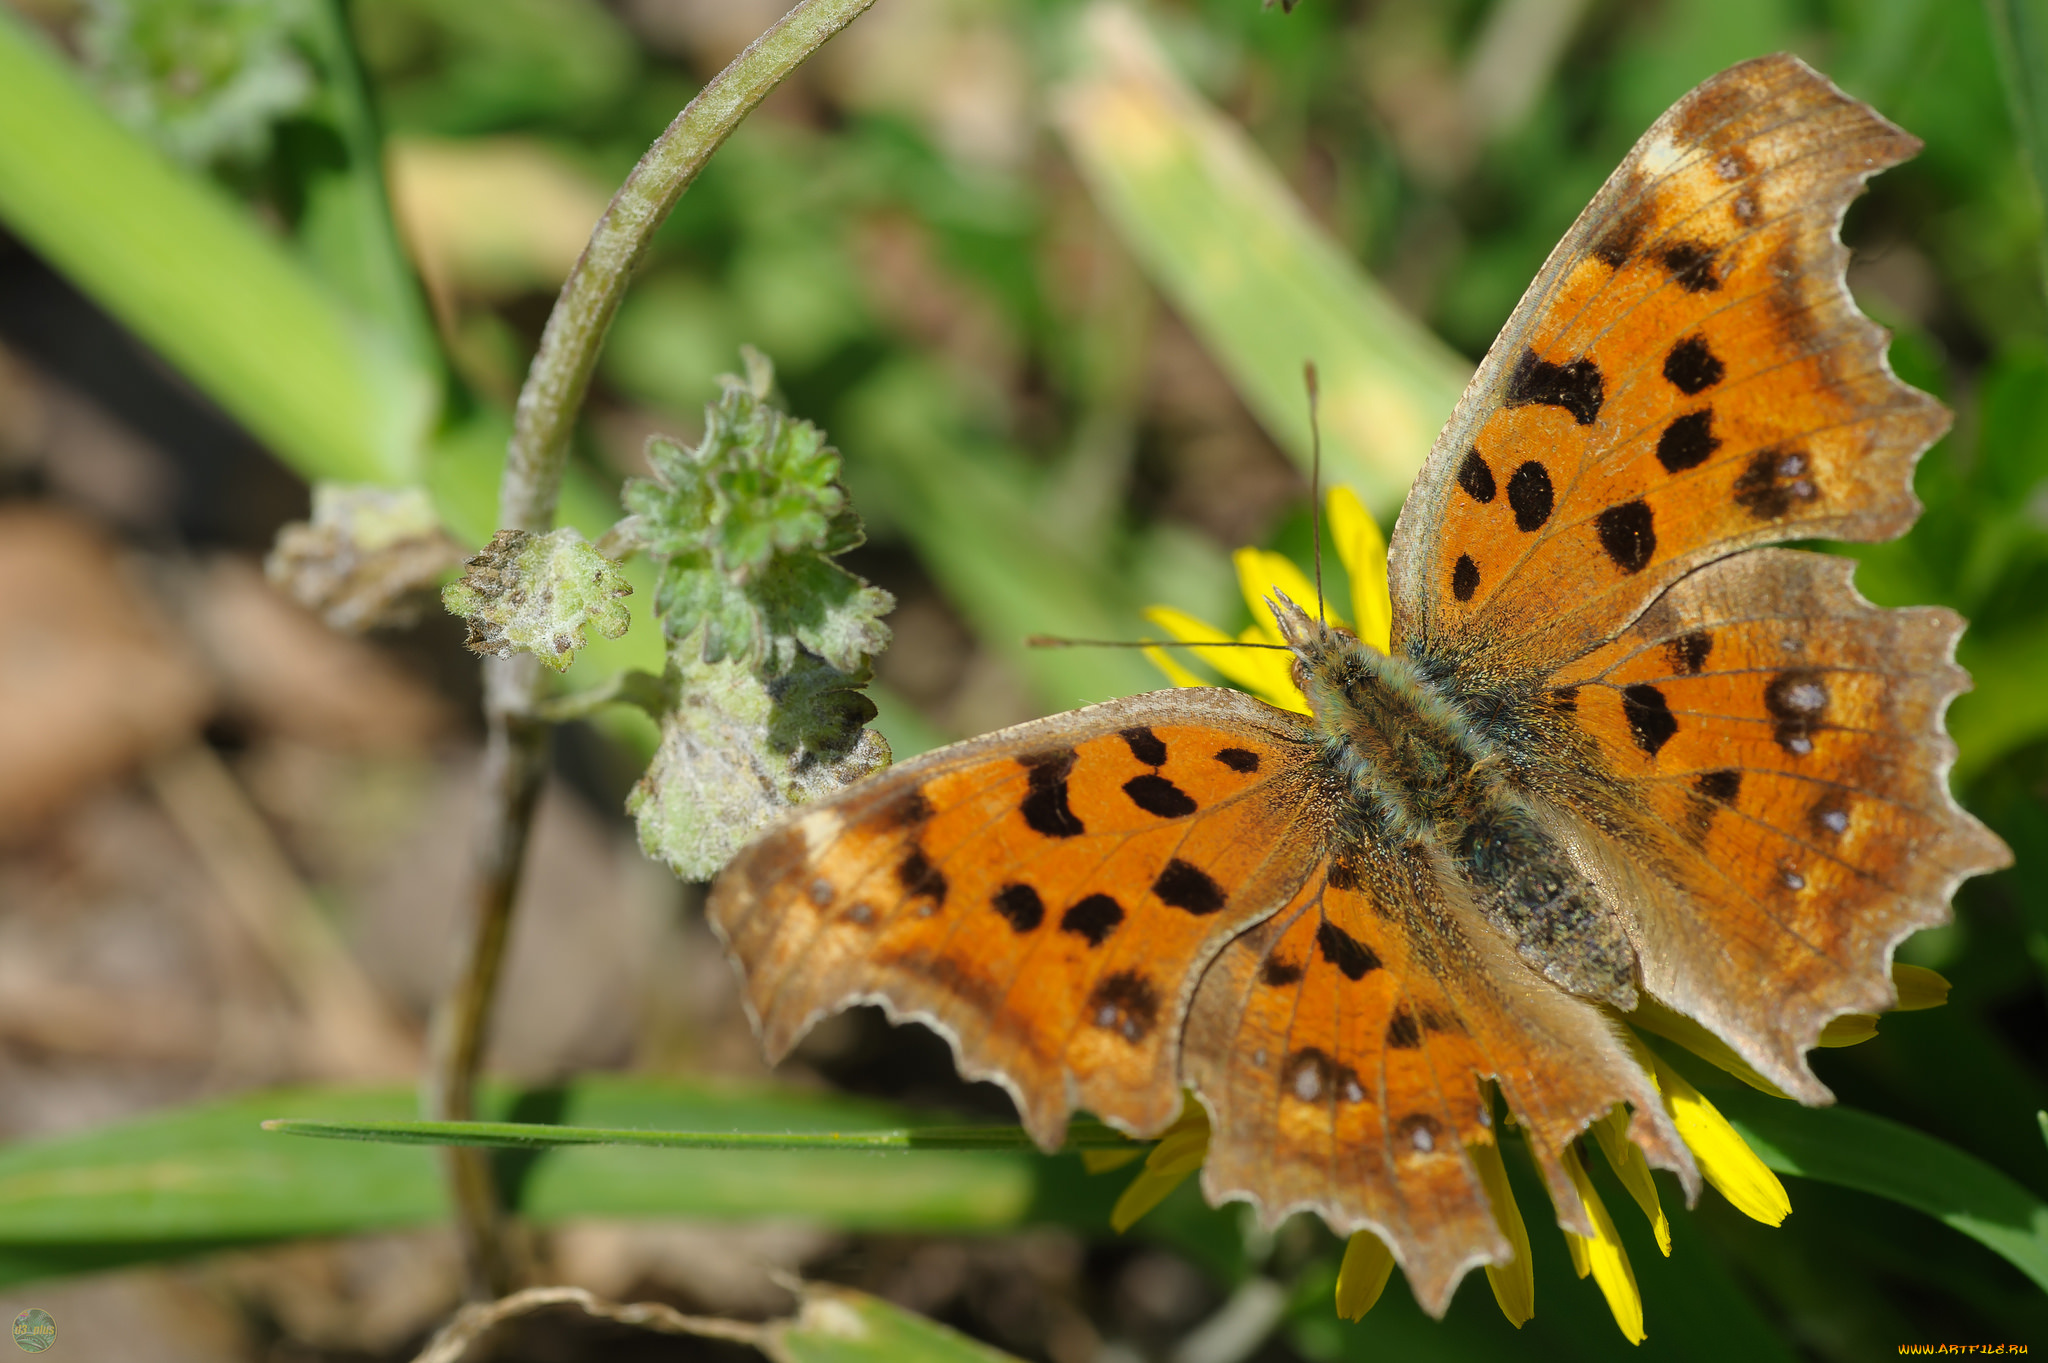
[623,349,891,672]
[442,526,633,672]
[628,636,888,881]
[81,0,317,168]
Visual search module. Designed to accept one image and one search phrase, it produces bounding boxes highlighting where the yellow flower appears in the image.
[1120,486,1952,1339]
[1145,486,1391,711]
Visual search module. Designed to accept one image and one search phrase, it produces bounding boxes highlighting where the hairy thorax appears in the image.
[1287,617,1638,1008]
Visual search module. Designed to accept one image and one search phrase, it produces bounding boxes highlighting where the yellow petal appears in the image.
[1891,963,1950,1011]
[1334,1230,1396,1321]
[1141,644,1205,690]
[1109,1163,1195,1232]
[1326,486,1392,654]
[1143,606,1307,712]
[1624,995,1791,1099]
[1589,1106,1671,1256]
[1468,1137,1533,1327]
[1628,1033,1791,1228]
[1110,1097,1210,1232]
[1235,547,1341,632]
[1235,625,1307,710]
[1817,1013,1880,1048]
[1561,1143,1645,1345]
[1083,1148,1145,1174]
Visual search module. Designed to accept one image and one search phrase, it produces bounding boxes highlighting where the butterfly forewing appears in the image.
[708,687,1330,1148]
[1390,54,1945,668]
[1538,551,2009,1094]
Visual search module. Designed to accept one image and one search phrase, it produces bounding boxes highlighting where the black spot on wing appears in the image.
[1507,461,1555,532]
[1550,686,1579,714]
[1088,971,1160,1043]
[885,787,934,828]
[1658,240,1720,292]
[1154,858,1225,916]
[991,883,1044,933]
[1120,725,1167,767]
[1765,671,1828,755]
[1733,447,1820,521]
[1314,921,1381,980]
[1260,956,1303,987]
[1386,1008,1422,1049]
[1505,348,1604,425]
[1666,630,1713,676]
[897,847,949,906]
[1060,893,1124,946]
[1325,854,1361,891]
[1595,500,1657,574]
[1019,749,1085,838]
[1592,198,1652,269]
[1685,768,1741,838]
[1694,768,1742,803]
[1215,747,1259,773]
[1124,774,1197,818]
[1656,409,1721,473]
[1663,335,1724,395]
[1458,448,1496,504]
[1452,554,1480,602]
[1622,683,1678,756]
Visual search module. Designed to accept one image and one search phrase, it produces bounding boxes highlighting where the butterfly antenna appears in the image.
[1304,360,1325,628]
[1026,635,1290,651]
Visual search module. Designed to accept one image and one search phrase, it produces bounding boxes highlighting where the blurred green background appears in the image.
[0,0,2045,1358]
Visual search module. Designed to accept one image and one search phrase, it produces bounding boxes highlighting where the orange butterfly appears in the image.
[707,54,2011,1314]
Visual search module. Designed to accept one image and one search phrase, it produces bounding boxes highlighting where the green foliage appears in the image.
[626,637,889,881]
[441,525,632,671]
[613,348,894,879]
[80,0,315,166]
[624,349,892,674]
[0,1080,1094,1287]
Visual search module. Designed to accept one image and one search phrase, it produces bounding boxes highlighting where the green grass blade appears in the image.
[0,9,434,485]
[0,1078,1124,1287]
[1056,6,1471,519]
[261,1116,1139,1153]
[1985,0,2048,304]
[1717,1087,2048,1292]
[765,1284,1025,1363]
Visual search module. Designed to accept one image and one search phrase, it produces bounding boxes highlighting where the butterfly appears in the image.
[706,54,2012,1314]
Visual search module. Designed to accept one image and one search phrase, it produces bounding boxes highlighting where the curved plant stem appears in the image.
[425,0,881,1301]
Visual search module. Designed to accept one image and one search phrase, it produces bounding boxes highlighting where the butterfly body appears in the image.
[708,55,2011,1315]
[1278,596,1638,1006]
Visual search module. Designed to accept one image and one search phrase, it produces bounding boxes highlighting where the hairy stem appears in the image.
[427,0,880,1300]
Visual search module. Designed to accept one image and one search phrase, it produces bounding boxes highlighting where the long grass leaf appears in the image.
[0,9,435,484]
[1716,1087,2048,1292]
[1055,3,1470,519]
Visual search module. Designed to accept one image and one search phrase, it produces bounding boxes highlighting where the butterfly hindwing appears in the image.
[708,687,1330,1148]
[1183,843,1691,1315]
[1389,54,1945,669]
[1534,550,2009,1096]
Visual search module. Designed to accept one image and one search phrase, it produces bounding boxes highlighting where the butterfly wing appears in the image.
[707,687,1332,1149]
[1183,840,1691,1316]
[1387,54,1944,666]
[1383,54,2008,1097]
[1533,550,2008,1096]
